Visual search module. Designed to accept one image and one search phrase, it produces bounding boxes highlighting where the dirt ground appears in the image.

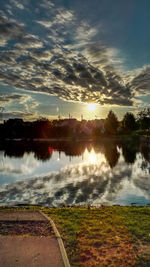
[0,211,54,236]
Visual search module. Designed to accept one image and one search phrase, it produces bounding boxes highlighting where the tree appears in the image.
[104,110,118,135]
[122,112,136,132]
[137,108,150,130]
[122,142,137,164]
[104,143,120,168]
[138,108,150,120]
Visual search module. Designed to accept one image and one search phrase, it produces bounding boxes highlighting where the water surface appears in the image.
[0,138,150,206]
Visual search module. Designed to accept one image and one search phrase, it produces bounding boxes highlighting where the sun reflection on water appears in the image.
[83,148,105,165]
[89,152,97,164]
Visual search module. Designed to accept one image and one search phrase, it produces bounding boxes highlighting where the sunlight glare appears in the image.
[88,103,96,112]
[89,152,97,164]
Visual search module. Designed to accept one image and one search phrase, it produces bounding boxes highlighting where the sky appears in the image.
[0,0,150,121]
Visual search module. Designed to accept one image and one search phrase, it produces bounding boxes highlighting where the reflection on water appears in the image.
[0,138,150,206]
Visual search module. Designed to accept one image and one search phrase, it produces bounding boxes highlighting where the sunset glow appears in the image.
[88,103,96,112]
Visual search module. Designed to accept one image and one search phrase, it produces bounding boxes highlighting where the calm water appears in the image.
[0,138,150,206]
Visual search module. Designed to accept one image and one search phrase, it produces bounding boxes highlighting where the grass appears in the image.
[1,206,150,266]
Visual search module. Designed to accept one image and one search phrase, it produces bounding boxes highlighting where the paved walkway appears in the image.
[0,211,48,221]
[0,211,67,267]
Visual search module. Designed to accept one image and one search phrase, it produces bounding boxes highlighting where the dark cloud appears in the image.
[0,15,24,46]
[29,49,52,61]
[0,50,17,65]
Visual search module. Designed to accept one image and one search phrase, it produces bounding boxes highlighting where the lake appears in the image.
[0,138,150,206]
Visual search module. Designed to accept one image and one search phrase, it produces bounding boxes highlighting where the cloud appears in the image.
[130,66,150,95]
[37,20,52,28]
[74,22,98,48]
[0,93,39,120]
[36,9,74,29]
[0,50,18,65]
[0,46,134,106]
[5,5,14,16]
[39,0,54,10]
[1,111,36,120]
[0,1,149,108]
[0,94,30,104]
[0,15,25,47]
[29,49,52,61]
[15,34,43,49]
[10,0,24,10]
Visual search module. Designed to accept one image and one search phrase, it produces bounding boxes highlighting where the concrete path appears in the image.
[0,211,68,267]
[0,211,48,221]
[0,236,64,267]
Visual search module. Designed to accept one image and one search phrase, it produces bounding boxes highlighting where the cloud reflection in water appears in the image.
[0,146,150,206]
[0,139,150,206]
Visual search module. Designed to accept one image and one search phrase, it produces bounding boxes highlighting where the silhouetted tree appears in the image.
[122,144,137,164]
[138,108,150,119]
[137,108,150,130]
[140,143,150,163]
[104,110,118,135]
[122,112,137,132]
[104,143,120,168]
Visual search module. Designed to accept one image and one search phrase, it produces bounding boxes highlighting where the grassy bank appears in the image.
[1,206,150,266]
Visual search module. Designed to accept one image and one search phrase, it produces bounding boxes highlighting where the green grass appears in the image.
[118,207,150,242]
[1,206,150,266]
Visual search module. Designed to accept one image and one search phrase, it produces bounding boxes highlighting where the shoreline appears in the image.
[0,135,143,142]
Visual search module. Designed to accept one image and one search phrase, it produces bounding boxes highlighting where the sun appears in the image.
[88,103,96,112]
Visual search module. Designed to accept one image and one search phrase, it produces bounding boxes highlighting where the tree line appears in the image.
[0,108,149,139]
[104,108,150,135]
